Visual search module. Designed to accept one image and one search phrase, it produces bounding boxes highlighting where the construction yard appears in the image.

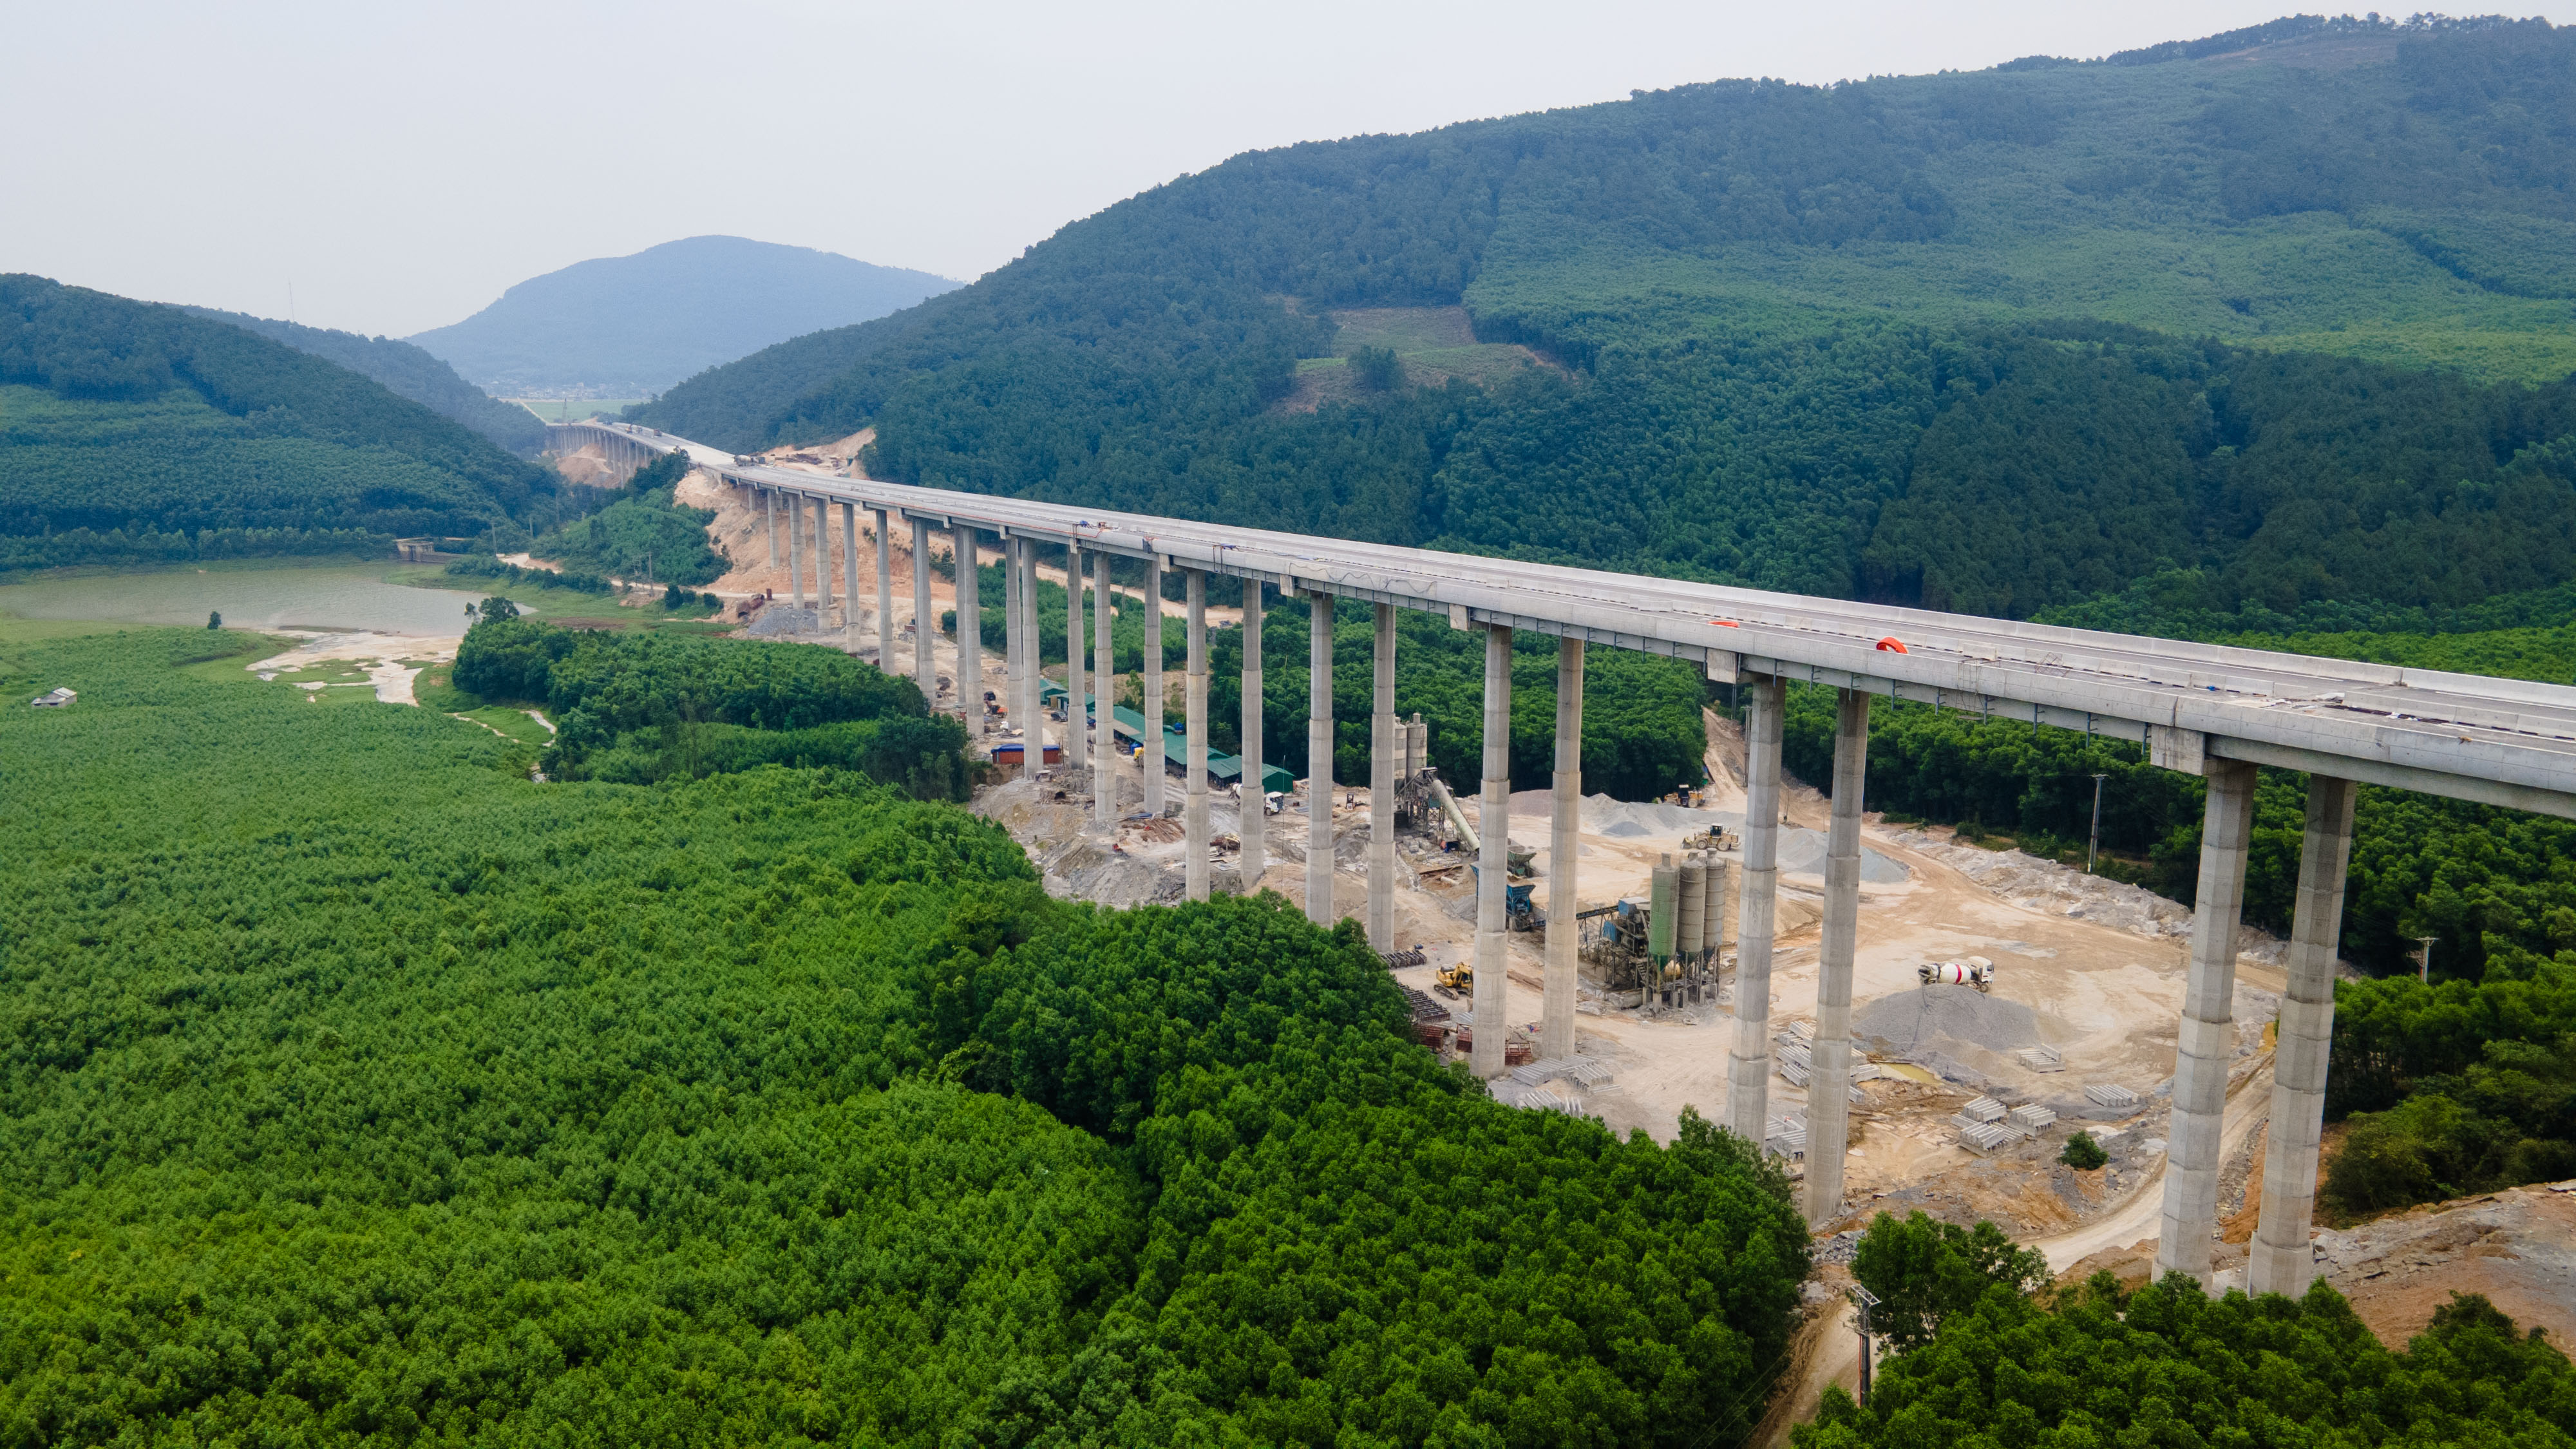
[969,708,2297,1246]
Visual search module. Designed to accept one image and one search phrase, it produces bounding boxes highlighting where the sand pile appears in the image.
[1579,795,1732,837]
[1774,830,1911,884]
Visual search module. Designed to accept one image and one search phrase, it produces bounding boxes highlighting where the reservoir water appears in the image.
[0,564,533,636]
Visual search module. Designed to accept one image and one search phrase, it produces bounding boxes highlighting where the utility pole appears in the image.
[2087,773,2110,873]
[2416,935,2438,983]
[1851,1284,1880,1406]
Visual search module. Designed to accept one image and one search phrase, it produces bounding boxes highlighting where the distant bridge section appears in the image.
[561,418,2576,1298]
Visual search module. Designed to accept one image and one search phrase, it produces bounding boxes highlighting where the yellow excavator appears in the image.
[1434,959,1473,996]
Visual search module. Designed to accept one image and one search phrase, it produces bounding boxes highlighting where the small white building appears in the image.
[29,687,75,708]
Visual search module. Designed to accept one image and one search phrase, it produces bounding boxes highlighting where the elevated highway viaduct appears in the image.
[554,419,2576,1296]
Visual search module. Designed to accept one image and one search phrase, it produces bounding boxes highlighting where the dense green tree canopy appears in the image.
[1848,1211,2052,1355]
[1794,1274,2576,1449]
[0,629,1811,1444]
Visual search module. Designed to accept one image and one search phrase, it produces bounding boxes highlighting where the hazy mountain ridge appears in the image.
[185,307,547,454]
[409,235,958,397]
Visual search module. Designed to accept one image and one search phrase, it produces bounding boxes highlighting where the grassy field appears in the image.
[1280,306,1552,408]
[0,614,134,647]
[450,703,553,746]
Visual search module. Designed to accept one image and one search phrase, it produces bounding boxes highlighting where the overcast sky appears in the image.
[9,1,2569,338]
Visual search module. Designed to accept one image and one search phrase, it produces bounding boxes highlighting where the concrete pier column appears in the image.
[1064,543,1086,772]
[1186,570,1211,901]
[1543,637,1584,1061]
[788,497,806,609]
[1092,551,1114,826]
[1305,591,1336,925]
[1021,540,1045,765]
[1367,603,1397,952]
[765,489,779,566]
[1144,558,1166,815]
[2157,757,2260,1286]
[812,497,832,613]
[2250,774,2358,1298]
[1471,622,1513,1077]
[1805,689,1871,1226]
[911,516,935,705]
[994,533,1015,737]
[1002,537,1023,744]
[953,527,980,738]
[1725,675,1786,1143]
[874,509,893,668]
[1240,585,1265,887]
[840,504,860,650]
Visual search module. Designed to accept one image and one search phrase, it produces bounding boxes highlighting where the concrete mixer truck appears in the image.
[1918,956,1995,992]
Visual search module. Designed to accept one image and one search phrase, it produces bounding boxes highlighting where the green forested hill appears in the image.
[185,306,549,454]
[635,15,2576,619]
[1,275,563,571]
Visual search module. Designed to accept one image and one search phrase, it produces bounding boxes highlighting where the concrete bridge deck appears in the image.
[566,420,2576,819]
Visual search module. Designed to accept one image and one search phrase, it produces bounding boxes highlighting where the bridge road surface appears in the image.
[576,417,2575,1289]
[586,419,2576,817]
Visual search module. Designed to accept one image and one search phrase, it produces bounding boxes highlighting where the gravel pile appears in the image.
[1856,985,2052,1054]
[1894,830,2320,969]
[742,605,822,637]
[1890,831,2195,939]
